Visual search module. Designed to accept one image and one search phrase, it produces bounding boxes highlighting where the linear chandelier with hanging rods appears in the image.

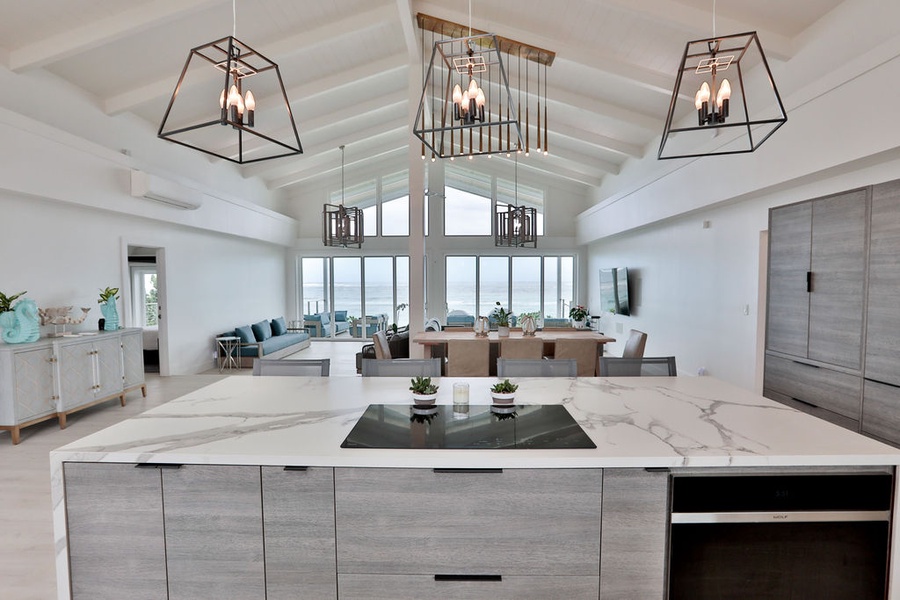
[414,13,554,161]
[323,145,364,248]
[158,1,302,163]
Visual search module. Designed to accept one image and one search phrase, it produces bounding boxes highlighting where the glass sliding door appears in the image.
[301,258,329,316]
[446,256,476,327]
[332,257,361,338]
[479,256,509,318]
[511,256,541,319]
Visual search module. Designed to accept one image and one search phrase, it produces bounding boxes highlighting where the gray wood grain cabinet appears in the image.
[64,462,168,600]
[766,189,868,369]
[866,181,900,388]
[334,467,602,593]
[262,466,337,600]
[163,465,266,600]
[63,463,338,600]
[338,574,601,599]
[600,468,669,600]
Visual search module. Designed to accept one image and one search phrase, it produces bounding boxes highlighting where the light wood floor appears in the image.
[0,340,365,599]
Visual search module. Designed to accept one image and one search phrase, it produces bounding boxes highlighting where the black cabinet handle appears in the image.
[806,271,812,292]
[865,378,900,390]
[792,360,820,369]
[135,463,182,470]
[283,466,309,472]
[644,467,669,473]
[433,468,503,474]
[791,397,817,408]
[434,574,502,582]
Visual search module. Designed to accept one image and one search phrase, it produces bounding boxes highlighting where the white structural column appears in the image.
[399,0,426,357]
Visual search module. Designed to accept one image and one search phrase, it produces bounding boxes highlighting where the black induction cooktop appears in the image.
[340,404,596,449]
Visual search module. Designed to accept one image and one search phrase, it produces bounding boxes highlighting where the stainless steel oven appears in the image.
[668,470,893,599]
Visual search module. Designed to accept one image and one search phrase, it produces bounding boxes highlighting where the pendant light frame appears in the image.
[658,31,787,160]
[323,145,364,248]
[495,155,537,248]
[158,35,302,164]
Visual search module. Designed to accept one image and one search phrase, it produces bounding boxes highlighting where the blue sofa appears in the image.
[304,311,352,337]
[446,313,475,328]
[226,316,311,368]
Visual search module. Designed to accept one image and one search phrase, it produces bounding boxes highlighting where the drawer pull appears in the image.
[792,360,819,369]
[644,467,669,473]
[434,574,502,582]
[791,397,817,408]
[283,466,309,472]
[135,463,183,470]
[433,468,503,474]
[865,378,900,390]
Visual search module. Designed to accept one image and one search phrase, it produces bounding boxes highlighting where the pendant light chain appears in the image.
[340,145,345,205]
[232,0,237,38]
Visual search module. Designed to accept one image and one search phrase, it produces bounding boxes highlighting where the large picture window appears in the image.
[445,254,575,323]
[300,255,410,338]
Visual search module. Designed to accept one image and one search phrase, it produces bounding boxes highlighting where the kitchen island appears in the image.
[51,376,900,599]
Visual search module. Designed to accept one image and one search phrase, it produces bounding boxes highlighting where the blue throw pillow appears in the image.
[235,325,255,344]
[334,310,348,322]
[251,320,272,342]
[271,316,287,336]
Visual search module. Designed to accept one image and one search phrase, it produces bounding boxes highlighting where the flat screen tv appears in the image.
[599,267,631,316]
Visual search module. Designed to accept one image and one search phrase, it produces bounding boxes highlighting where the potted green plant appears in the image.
[569,304,589,328]
[409,376,439,405]
[490,378,519,404]
[0,291,27,314]
[491,301,513,337]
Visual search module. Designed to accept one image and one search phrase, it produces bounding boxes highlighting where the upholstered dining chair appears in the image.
[447,338,490,377]
[499,337,544,360]
[252,358,331,376]
[497,358,578,378]
[622,329,648,359]
[361,358,442,377]
[553,338,598,377]
[372,330,392,359]
[598,356,677,377]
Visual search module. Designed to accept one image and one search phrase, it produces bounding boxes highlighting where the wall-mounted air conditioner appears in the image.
[130,170,203,210]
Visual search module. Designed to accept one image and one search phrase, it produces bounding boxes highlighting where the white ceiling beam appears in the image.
[550,122,644,159]
[268,136,409,190]
[104,6,400,115]
[8,0,221,72]
[601,0,794,61]
[549,88,659,133]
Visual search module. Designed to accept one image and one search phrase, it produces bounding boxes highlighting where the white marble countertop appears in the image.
[50,375,900,469]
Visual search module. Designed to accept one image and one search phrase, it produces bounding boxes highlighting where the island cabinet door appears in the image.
[334,467,602,577]
[261,466,337,600]
[338,574,600,599]
[162,465,265,600]
[64,462,168,600]
[599,468,669,600]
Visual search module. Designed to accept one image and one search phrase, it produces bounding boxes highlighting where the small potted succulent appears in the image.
[490,378,519,404]
[409,376,439,405]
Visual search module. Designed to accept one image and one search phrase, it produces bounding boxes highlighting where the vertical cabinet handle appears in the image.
[806,271,812,292]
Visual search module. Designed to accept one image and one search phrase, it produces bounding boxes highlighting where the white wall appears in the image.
[0,192,288,375]
[589,151,900,392]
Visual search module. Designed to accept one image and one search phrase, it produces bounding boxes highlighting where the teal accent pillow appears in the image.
[271,317,287,336]
[334,310,348,322]
[251,320,272,342]
[235,325,255,344]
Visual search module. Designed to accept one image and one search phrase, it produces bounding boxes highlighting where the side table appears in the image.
[215,336,241,372]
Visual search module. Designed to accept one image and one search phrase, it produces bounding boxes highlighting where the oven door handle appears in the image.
[671,510,891,524]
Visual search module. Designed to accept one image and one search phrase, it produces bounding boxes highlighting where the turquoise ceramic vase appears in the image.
[100,298,119,331]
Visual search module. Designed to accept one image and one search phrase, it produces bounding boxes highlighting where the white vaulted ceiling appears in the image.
[0,0,890,203]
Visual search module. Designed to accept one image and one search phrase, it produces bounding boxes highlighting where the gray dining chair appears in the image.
[598,356,676,377]
[497,358,578,377]
[361,358,442,377]
[252,358,331,376]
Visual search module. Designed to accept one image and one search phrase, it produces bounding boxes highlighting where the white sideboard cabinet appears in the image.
[0,328,145,444]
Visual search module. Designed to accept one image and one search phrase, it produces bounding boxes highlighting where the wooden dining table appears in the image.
[413,328,616,375]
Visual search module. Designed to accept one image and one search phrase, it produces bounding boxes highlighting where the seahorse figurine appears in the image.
[0,298,41,343]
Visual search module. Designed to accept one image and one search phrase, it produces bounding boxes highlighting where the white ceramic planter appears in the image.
[491,392,516,405]
[412,393,437,405]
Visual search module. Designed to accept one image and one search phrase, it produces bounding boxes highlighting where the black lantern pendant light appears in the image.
[495,155,537,248]
[158,0,302,163]
[323,145,364,248]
